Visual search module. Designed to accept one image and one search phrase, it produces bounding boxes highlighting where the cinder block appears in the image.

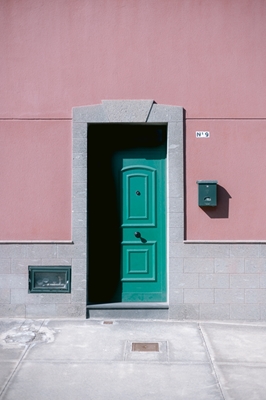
[38,294,71,304]
[41,258,72,266]
[11,259,41,274]
[73,104,108,122]
[72,212,87,228]
[169,257,184,272]
[72,274,87,290]
[184,288,214,304]
[199,274,229,289]
[73,138,87,153]
[168,288,183,303]
[27,245,57,259]
[0,274,27,289]
[200,304,230,320]
[26,304,57,318]
[0,259,11,274]
[215,258,244,274]
[182,244,199,257]
[168,304,199,320]
[260,274,266,288]
[169,243,185,258]
[12,289,71,305]
[184,258,214,273]
[168,150,183,170]
[259,304,266,319]
[169,213,184,228]
[0,289,10,304]
[73,152,87,168]
[167,122,184,145]
[0,304,25,317]
[245,258,266,273]
[0,245,27,259]
[169,227,184,243]
[168,180,183,198]
[103,100,154,122]
[245,289,266,304]
[230,274,259,288]
[169,197,183,213]
[72,197,86,213]
[72,259,87,274]
[56,303,85,318]
[73,183,87,198]
[57,244,86,259]
[11,289,42,305]
[71,289,87,303]
[170,273,199,289]
[215,289,244,304]
[230,304,260,320]
[197,244,230,258]
[73,167,86,183]
[72,227,86,244]
[147,104,183,122]
[230,244,260,258]
[168,162,183,184]
[259,245,266,257]
[72,122,87,137]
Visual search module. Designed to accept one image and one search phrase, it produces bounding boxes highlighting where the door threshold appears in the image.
[87,302,169,309]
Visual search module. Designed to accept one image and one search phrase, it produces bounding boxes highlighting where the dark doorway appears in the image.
[88,124,167,304]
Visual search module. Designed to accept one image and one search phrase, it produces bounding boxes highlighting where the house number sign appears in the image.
[196,131,210,138]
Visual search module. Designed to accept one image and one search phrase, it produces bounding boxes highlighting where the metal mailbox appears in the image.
[197,180,218,207]
[28,266,71,293]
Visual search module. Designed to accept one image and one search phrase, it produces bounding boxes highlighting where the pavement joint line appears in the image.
[0,319,46,399]
[20,360,212,365]
[0,345,29,399]
[198,322,226,400]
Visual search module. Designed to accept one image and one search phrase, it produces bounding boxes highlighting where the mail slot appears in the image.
[28,266,71,293]
[197,180,218,207]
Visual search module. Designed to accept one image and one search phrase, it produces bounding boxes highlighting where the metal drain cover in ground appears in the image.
[131,342,159,352]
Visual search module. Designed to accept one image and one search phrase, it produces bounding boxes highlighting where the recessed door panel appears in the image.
[122,167,156,226]
[122,242,156,281]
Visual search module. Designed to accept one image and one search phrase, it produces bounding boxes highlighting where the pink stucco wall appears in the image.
[1,0,266,119]
[1,0,266,240]
[0,121,72,241]
[186,120,266,240]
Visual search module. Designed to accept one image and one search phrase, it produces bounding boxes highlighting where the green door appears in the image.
[114,146,166,302]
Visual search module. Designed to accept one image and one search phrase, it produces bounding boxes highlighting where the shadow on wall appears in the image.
[201,185,231,219]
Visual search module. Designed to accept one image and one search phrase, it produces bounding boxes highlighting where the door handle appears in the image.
[134,232,141,238]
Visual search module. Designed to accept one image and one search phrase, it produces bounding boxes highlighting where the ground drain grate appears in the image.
[132,342,159,352]
[103,321,113,325]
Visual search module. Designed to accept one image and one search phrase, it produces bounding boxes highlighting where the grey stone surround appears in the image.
[1,100,266,320]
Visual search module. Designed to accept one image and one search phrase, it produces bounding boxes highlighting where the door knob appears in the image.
[134,232,141,238]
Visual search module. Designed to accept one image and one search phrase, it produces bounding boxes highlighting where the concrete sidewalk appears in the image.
[1,318,266,399]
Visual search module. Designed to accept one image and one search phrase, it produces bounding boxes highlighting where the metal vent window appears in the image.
[28,266,71,293]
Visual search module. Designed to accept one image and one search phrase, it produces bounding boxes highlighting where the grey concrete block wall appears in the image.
[1,100,266,321]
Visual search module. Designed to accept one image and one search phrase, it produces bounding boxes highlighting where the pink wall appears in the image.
[0,121,72,241]
[0,0,266,118]
[1,0,266,241]
[186,120,266,240]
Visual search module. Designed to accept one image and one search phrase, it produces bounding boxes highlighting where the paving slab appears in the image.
[25,320,209,362]
[2,361,222,400]
[200,322,266,399]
